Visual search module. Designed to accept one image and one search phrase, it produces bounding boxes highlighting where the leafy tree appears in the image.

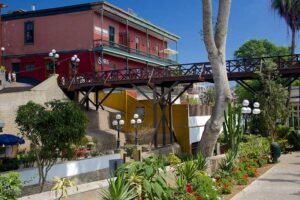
[234,40,290,136]
[16,100,88,192]
[234,39,289,59]
[202,86,215,106]
[271,0,300,54]
[257,61,289,138]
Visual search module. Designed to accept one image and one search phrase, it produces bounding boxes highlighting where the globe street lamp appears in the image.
[71,54,80,75]
[48,49,59,74]
[241,99,261,134]
[112,114,124,151]
[1,47,5,67]
[130,113,142,145]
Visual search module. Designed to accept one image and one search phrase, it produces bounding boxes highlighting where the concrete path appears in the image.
[232,151,300,200]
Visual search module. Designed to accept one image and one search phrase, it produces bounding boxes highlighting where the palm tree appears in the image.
[271,0,300,54]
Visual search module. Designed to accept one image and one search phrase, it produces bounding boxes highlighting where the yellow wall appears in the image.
[98,91,191,153]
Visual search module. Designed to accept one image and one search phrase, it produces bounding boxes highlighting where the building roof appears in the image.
[2,1,180,41]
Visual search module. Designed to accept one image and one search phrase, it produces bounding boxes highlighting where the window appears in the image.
[24,21,34,44]
[156,44,159,56]
[135,36,140,52]
[109,26,115,46]
[25,63,35,71]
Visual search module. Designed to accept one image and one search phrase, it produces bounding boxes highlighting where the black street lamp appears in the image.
[130,113,142,145]
[112,114,124,151]
[241,99,261,134]
[48,49,59,74]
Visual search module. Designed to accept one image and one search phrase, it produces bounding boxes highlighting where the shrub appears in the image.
[167,153,182,166]
[275,125,294,139]
[192,174,221,200]
[287,131,300,150]
[0,172,23,200]
[216,177,233,194]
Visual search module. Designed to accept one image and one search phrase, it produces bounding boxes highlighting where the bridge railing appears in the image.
[59,54,300,88]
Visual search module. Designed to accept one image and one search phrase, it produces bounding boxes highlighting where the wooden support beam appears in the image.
[161,87,166,146]
[98,87,115,105]
[157,81,180,102]
[168,92,174,144]
[79,86,95,105]
[95,90,99,111]
[153,86,158,148]
[171,83,193,104]
[236,80,256,95]
[132,84,151,100]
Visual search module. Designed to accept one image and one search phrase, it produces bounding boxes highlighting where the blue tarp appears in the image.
[0,134,25,145]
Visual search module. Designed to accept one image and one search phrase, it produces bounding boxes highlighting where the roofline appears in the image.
[2,1,180,41]
[100,1,180,41]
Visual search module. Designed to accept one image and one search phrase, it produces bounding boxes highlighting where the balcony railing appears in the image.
[93,39,177,65]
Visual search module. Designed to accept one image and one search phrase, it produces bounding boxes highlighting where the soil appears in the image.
[222,163,275,200]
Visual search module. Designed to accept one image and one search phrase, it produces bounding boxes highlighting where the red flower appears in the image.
[186,184,193,194]
[224,183,229,188]
[197,197,203,200]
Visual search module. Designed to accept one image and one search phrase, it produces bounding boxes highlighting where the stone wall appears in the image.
[0,75,68,135]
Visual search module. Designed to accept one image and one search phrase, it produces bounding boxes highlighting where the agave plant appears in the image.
[99,176,137,200]
[195,152,208,171]
[177,160,198,183]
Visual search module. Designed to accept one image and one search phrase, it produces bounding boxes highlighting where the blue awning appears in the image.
[0,134,25,145]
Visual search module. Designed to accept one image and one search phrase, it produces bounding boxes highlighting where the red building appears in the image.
[1,1,179,85]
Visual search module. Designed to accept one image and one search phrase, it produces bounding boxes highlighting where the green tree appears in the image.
[234,40,290,135]
[271,0,300,54]
[234,39,289,59]
[16,100,88,192]
[202,86,215,106]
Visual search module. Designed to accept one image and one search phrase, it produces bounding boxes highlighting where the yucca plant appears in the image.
[99,176,137,200]
[223,103,244,157]
[195,152,208,171]
[177,160,198,183]
[216,151,236,177]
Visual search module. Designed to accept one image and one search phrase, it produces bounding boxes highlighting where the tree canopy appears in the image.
[234,39,290,59]
[16,100,88,191]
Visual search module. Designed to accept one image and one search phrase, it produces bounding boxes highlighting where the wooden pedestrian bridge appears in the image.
[60,54,300,92]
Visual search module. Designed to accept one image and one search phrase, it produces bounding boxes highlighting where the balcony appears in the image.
[93,39,178,66]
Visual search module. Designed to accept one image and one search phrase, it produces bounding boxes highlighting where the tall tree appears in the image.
[198,0,232,156]
[271,0,300,54]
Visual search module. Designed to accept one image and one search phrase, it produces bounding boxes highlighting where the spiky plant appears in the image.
[99,176,137,200]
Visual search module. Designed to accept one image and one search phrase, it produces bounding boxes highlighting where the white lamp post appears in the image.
[241,99,261,134]
[49,49,59,74]
[71,54,80,75]
[1,47,5,67]
[112,114,124,151]
[130,113,142,145]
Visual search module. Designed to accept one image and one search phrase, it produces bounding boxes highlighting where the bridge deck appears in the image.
[60,54,300,91]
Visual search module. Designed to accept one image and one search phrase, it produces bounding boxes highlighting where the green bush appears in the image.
[287,131,300,150]
[0,159,20,172]
[275,125,294,139]
[166,153,181,166]
[0,172,23,200]
[192,174,221,200]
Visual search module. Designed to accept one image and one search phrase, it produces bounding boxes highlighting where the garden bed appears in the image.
[223,163,275,200]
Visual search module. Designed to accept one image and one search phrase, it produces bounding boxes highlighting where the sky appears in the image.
[1,0,299,63]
